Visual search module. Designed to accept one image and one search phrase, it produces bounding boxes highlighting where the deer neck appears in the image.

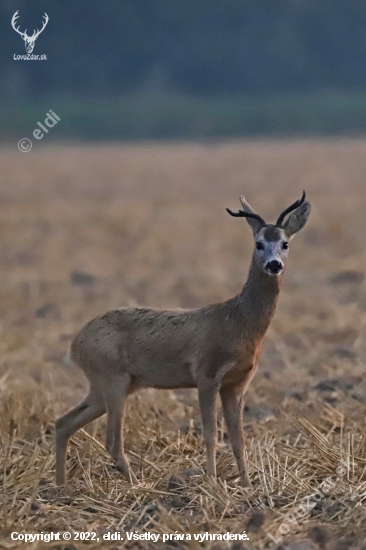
[236,256,283,342]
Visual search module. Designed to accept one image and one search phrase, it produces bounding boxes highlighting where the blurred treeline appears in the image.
[2,0,366,140]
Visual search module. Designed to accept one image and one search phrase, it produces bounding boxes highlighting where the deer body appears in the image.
[56,194,310,488]
[71,263,280,391]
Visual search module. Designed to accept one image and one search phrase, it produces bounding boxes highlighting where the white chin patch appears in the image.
[265,268,282,276]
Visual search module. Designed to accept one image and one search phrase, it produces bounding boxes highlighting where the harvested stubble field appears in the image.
[1,139,366,550]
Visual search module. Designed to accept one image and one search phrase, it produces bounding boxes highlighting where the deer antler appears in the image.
[226,208,266,225]
[226,195,266,225]
[31,13,49,39]
[11,11,26,39]
[276,191,306,227]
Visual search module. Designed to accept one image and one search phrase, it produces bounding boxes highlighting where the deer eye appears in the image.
[282,241,289,250]
[256,242,264,251]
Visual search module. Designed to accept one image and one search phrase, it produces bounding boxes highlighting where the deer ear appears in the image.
[283,201,311,238]
[239,196,263,234]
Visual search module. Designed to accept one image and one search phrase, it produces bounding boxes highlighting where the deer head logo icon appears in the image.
[11,11,49,53]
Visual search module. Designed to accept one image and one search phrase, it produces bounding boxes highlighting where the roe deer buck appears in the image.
[56,192,311,488]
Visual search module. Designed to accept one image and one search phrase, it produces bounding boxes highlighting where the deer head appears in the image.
[227,191,311,276]
[11,11,49,53]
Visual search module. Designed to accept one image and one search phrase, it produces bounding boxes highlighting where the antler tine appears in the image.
[11,11,26,37]
[33,13,49,39]
[276,191,306,226]
[226,208,266,224]
[11,10,19,25]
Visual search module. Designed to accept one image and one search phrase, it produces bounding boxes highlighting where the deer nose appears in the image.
[266,260,283,274]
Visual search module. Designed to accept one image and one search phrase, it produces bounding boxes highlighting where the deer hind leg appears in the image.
[220,384,252,488]
[198,384,218,478]
[55,385,106,485]
[103,373,137,484]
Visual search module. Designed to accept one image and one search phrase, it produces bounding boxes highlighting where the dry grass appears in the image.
[1,139,366,549]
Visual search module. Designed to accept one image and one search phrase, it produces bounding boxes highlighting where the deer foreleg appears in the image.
[198,384,218,478]
[220,384,252,488]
